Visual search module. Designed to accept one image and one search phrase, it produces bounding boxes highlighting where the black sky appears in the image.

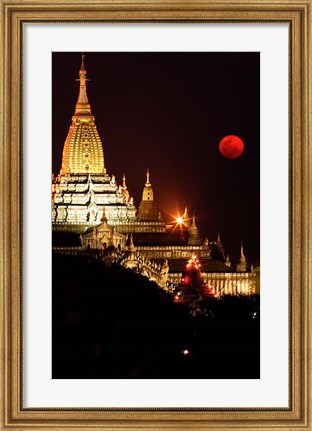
[52,52,260,266]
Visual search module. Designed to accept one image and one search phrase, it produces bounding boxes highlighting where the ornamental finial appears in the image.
[146,168,151,186]
[75,53,91,116]
[240,242,246,261]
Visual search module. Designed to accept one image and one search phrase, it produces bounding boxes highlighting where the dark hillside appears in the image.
[52,253,259,379]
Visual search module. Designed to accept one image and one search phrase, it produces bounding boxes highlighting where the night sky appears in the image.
[52,52,260,266]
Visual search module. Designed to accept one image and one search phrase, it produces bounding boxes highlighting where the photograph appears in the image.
[52,51,260,379]
[1,0,311,427]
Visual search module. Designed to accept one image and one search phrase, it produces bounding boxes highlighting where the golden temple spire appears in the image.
[60,54,106,175]
[75,53,92,117]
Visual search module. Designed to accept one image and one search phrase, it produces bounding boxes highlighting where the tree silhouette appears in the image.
[52,252,259,379]
[210,241,226,262]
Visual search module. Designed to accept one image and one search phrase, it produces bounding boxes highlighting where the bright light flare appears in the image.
[176,216,184,225]
[165,209,187,232]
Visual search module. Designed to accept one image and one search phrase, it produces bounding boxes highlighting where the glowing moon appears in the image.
[219,135,244,159]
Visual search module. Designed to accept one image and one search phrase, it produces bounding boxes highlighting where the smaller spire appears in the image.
[240,242,246,262]
[225,255,231,267]
[138,168,158,219]
[122,173,127,189]
[122,173,130,204]
[101,209,107,223]
[188,213,201,245]
[182,206,190,228]
[190,213,197,229]
[145,168,151,186]
[236,242,247,272]
[128,233,135,252]
[217,232,221,243]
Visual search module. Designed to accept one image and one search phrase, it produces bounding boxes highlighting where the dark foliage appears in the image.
[210,242,226,262]
[52,253,259,379]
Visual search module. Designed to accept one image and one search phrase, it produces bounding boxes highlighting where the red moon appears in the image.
[219,135,244,159]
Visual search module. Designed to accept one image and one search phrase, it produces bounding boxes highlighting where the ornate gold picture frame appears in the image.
[1,0,311,429]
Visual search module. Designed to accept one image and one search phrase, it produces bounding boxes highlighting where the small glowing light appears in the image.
[182,349,190,356]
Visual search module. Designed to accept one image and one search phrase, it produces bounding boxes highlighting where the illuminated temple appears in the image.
[52,55,259,295]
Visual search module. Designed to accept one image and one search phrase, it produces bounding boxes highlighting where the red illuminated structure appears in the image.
[175,254,215,303]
